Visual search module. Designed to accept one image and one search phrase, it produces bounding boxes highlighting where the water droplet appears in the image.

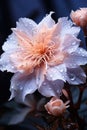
[70,48,74,52]
[72,42,76,45]
[79,48,83,53]
[11,66,14,69]
[50,74,53,78]
[43,82,46,86]
[20,86,23,90]
[59,69,64,72]
[11,86,14,89]
[69,74,75,81]
[81,53,85,56]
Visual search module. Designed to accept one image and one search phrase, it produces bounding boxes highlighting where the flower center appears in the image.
[30,41,56,65]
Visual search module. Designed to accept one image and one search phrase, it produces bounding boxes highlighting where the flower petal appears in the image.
[46,64,67,82]
[36,64,46,87]
[10,72,37,102]
[38,12,55,28]
[66,67,86,85]
[58,17,80,37]
[16,17,37,36]
[0,52,17,73]
[62,34,80,53]
[65,47,87,68]
[38,78,64,97]
[2,33,19,52]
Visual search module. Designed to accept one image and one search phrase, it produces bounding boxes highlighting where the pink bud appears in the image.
[45,97,70,116]
[70,8,87,27]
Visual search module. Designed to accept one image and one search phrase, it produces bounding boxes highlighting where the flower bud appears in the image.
[45,97,70,116]
[70,8,87,27]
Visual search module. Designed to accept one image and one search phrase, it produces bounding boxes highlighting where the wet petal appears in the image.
[65,47,87,68]
[38,12,55,28]
[10,72,37,102]
[62,34,80,53]
[36,64,46,87]
[2,33,19,52]
[12,29,32,49]
[46,64,67,82]
[16,18,37,36]
[58,17,80,37]
[38,78,64,97]
[0,52,17,73]
[66,67,86,85]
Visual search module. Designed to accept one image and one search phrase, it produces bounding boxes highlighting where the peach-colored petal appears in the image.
[12,29,32,49]
[70,8,87,27]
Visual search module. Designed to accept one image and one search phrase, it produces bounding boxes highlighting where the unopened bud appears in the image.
[45,97,70,116]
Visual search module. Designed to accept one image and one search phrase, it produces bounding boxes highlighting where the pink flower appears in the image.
[70,8,87,27]
[0,12,87,104]
[45,97,70,116]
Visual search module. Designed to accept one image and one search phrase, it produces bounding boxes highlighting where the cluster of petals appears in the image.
[0,12,87,104]
[70,8,87,27]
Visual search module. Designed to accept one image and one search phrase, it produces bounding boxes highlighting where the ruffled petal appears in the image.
[16,17,37,37]
[2,33,20,52]
[66,67,86,85]
[62,34,80,53]
[10,72,37,102]
[64,47,87,68]
[38,78,64,97]
[58,17,80,37]
[38,12,55,28]
[46,64,67,82]
[0,52,18,73]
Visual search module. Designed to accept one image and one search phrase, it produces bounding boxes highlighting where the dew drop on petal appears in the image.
[50,74,53,78]
[72,42,76,45]
[82,54,85,56]
[71,48,75,52]
[69,74,76,81]
[20,86,23,90]
[43,82,46,86]
[11,86,14,89]
[59,69,64,72]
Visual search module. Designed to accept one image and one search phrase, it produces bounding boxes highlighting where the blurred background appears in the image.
[0,0,87,130]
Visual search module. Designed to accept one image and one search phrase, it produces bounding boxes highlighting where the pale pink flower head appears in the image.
[0,12,87,104]
[45,97,70,116]
[70,8,87,27]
